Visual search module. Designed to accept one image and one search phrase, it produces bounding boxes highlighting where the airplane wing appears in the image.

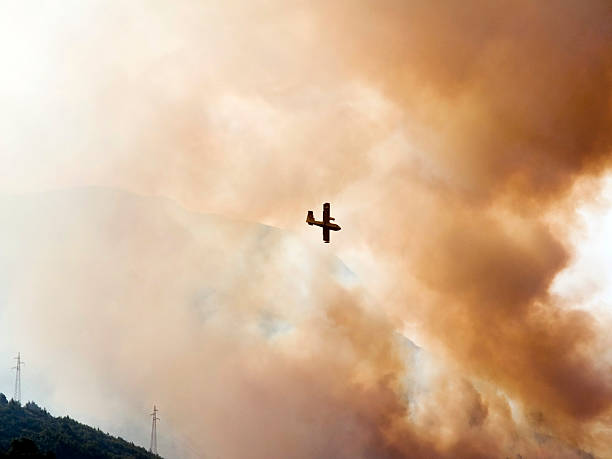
[323,226,330,243]
[323,203,330,224]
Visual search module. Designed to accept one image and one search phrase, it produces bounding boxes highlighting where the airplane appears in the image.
[306,202,341,243]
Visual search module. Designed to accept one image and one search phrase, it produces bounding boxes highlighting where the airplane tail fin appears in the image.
[306,211,314,225]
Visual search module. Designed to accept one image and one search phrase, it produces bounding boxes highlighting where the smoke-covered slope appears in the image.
[0,187,388,458]
[0,187,599,458]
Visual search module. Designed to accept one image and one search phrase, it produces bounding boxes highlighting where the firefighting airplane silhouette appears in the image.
[306,202,341,243]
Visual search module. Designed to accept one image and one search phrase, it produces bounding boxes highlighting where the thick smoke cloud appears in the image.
[1,0,611,457]
[323,0,612,200]
[317,0,612,450]
[320,0,612,413]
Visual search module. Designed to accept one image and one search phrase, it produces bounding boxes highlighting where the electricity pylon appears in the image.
[12,352,24,403]
[149,405,159,455]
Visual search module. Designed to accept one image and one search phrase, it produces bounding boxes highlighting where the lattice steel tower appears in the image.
[149,405,159,455]
[12,352,24,403]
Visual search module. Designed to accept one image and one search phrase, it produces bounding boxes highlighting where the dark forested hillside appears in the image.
[0,394,158,458]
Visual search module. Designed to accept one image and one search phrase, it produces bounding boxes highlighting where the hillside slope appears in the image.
[0,187,361,458]
[0,394,157,459]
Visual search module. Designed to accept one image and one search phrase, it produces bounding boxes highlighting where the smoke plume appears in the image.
[1,0,611,457]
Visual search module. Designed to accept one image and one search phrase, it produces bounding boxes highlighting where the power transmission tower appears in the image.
[149,405,159,455]
[12,352,24,403]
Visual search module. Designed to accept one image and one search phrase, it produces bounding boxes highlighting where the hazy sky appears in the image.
[1,1,611,458]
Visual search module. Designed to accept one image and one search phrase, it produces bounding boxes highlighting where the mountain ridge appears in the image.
[0,393,158,458]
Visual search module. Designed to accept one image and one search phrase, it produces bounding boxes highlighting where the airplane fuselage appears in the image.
[308,221,341,231]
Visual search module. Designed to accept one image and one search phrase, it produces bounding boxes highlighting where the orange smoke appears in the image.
[314,0,612,452]
[0,0,611,457]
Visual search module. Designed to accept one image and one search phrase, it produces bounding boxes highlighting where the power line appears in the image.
[149,405,160,456]
[11,352,24,404]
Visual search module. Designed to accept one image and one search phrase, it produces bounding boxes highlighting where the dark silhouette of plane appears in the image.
[306,202,341,243]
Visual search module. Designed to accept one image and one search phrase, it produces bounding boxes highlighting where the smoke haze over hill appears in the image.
[1,1,612,457]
